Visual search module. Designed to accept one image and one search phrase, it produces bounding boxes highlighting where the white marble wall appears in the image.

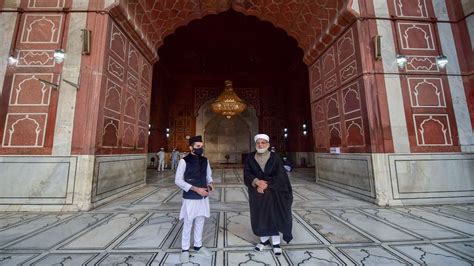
[92,154,147,203]
[314,153,376,201]
[351,0,360,15]
[388,153,474,204]
[0,8,17,97]
[315,152,474,206]
[0,156,77,205]
[0,154,146,211]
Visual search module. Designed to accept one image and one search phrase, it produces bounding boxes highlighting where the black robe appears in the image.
[244,152,293,243]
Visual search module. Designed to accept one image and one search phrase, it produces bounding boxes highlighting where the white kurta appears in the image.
[175,158,213,220]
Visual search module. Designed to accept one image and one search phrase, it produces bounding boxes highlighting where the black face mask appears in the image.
[193,147,204,156]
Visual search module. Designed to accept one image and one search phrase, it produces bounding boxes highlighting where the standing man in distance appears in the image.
[171,148,179,171]
[156,148,166,172]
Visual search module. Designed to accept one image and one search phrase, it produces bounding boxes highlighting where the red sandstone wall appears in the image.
[309,22,371,153]
[0,0,72,155]
[94,19,153,154]
[386,0,460,152]
[310,0,465,154]
[283,67,313,153]
[147,73,311,153]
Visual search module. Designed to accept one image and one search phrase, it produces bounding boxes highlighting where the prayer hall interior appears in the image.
[0,1,473,264]
[0,0,472,211]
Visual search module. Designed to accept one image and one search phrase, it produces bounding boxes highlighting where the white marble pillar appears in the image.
[434,0,474,152]
[52,2,89,155]
[0,2,19,97]
[373,0,410,153]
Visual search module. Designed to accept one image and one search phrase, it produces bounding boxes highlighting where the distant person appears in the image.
[171,148,179,170]
[156,148,165,172]
[282,157,294,172]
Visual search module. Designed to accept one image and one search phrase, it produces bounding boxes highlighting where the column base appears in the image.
[314,152,474,206]
[0,154,147,211]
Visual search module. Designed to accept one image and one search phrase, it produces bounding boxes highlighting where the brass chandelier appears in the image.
[211,80,247,119]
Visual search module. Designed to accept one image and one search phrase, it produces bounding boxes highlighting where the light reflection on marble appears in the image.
[225,212,259,247]
[134,188,176,204]
[289,217,323,245]
[165,190,185,203]
[159,251,215,265]
[390,244,473,265]
[422,206,474,222]
[0,214,41,230]
[453,205,474,213]
[291,191,307,201]
[296,210,371,243]
[293,187,332,200]
[209,187,222,202]
[339,246,412,265]
[29,253,99,265]
[0,253,39,265]
[0,214,73,247]
[60,213,146,249]
[440,241,474,259]
[283,248,346,265]
[361,208,465,239]
[0,167,473,265]
[115,213,179,249]
[94,253,156,265]
[223,168,241,183]
[328,209,419,242]
[6,213,109,250]
[225,251,280,266]
[224,187,248,202]
[394,207,474,236]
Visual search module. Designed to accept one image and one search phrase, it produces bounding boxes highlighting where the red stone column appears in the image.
[0,0,155,211]
[309,0,474,206]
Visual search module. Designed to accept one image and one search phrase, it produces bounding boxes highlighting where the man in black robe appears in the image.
[244,134,293,255]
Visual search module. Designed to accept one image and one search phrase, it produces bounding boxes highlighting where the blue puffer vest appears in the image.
[183,154,208,199]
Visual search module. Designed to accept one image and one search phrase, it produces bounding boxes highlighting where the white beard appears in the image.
[256,148,268,153]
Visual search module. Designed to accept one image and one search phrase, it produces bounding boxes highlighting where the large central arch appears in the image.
[107,0,359,64]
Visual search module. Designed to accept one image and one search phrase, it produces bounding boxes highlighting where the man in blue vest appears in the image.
[175,135,214,263]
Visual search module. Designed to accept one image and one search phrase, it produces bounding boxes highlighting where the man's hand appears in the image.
[256,180,268,190]
[192,186,209,197]
[208,183,214,192]
[257,187,265,193]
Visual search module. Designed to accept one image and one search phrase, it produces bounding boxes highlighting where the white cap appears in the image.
[254,134,270,142]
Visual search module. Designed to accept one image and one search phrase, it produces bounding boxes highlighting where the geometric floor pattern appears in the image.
[1,167,473,265]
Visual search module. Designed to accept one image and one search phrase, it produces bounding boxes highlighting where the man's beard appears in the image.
[256,147,268,153]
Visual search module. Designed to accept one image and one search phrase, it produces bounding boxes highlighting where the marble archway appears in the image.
[196,100,258,164]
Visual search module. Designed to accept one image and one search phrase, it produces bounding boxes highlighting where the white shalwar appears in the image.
[175,158,213,250]
[157,151,165,171]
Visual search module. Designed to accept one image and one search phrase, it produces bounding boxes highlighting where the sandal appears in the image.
[273,244,282,255]
[254,240,270,251]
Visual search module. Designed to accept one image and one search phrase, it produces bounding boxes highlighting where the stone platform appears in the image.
[0,168,473,265]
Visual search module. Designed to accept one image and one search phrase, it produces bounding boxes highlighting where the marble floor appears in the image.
[1,167,473,265]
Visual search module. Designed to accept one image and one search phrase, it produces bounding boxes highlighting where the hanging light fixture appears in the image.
[211,80,247,119]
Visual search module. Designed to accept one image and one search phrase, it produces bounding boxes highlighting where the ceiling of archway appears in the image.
[157,10,303,75]
[108,0,358,64]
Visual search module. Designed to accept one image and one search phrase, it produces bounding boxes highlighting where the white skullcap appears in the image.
[254,134,270,142]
